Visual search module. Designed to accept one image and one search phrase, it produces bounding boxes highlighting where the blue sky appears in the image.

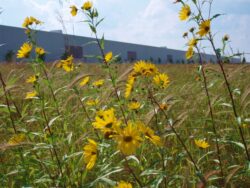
[1,0,250,60]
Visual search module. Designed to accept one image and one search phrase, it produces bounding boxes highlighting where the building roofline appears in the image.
[0,24,171,50]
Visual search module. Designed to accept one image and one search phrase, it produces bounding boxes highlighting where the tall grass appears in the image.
[1,0,250,187]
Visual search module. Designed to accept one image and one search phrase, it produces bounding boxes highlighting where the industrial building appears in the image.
[0,24,221,63]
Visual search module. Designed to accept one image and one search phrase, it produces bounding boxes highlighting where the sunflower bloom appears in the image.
[133,60,158,76]
[139,123,162,146]
[79,76,90,87]
[60,55,74,72]
[128,101,141,110]
[114,181,133,188]
[25,90,38,99]
[194,139,210,149]
[26,74,38,84]
[115,122,142,155]
[8,134,26,145]
[83,139,97,170]
[125,76,135,98]
[86,98,99,106]
[82,1,93,11]
[93,79,104,87]
[35,47,45,56]
[17,42,32,58]
[105,51,113,63]
[153,73,170,89]
[197,20,211,37]
[186,47,194,60]
[22,16,42,28]
[188,38,198,47]
[92,108,121,134]
[179,5,191,21]
[70,5,78,16]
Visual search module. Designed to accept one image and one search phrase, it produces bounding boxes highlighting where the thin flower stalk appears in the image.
[148,89,206,185]
[192,0,249,161]
[195,45,224,179]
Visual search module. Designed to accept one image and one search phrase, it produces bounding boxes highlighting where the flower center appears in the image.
[205,26,210,32]
[124,136,133,142]
[105,122,113,128]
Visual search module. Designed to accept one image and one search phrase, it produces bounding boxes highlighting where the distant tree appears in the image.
[242,57,246,64]
[149,57,154,62]
[158,57,161,64]
[5,50,15,63]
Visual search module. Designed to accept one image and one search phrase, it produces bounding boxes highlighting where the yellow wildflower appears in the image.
[133,60,158,76]
[114,181,133,188]
[22,16,42,28]
[25,90,38,99]
[92,108,120,133]
[105,51,113,63]
[139,123,162,146]
[194,139,210,149]
[26,74,38,84]
[186,47,194,60]
[17,42,32,59]
[83,139,97,170]
[29,16,42,25]
[125,76,135,98]
[82,1,93,11]
[79,76,90,87]
[22,17,31,28]
[35,47,45,56]
[86,98,99,106]
[60,55,74,72]
[8,134,26,145]
[153,73,170,89]
[70,5,78,16]
[93,79,104,87]
[179,5,191,21]
[128,101,141,110]
[115,122,142,155]
[197,20,211,37]
[188,38,198,47]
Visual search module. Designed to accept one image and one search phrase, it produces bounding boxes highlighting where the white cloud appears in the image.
[17,0,250,60]
[103,0,188,50]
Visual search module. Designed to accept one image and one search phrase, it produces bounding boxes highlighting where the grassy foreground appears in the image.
[0,62,250,187]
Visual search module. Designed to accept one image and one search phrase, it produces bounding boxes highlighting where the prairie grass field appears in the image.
[1,0,250,187]
[1,62,250,187]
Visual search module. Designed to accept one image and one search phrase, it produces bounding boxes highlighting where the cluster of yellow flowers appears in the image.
[17,43,45,59]
[57,55,74,72]
[22,16,42,28]
[16,16,46,59]
[83,108,162,170]
[70,1,93,17]
[125,60,170,98]
[25,74,39,99]
[178,3,211,60]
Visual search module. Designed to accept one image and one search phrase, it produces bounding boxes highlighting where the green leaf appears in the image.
[89,24,96,33]
[211,14,224,20]
[96,18,104,28]
[100,34,105,50]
